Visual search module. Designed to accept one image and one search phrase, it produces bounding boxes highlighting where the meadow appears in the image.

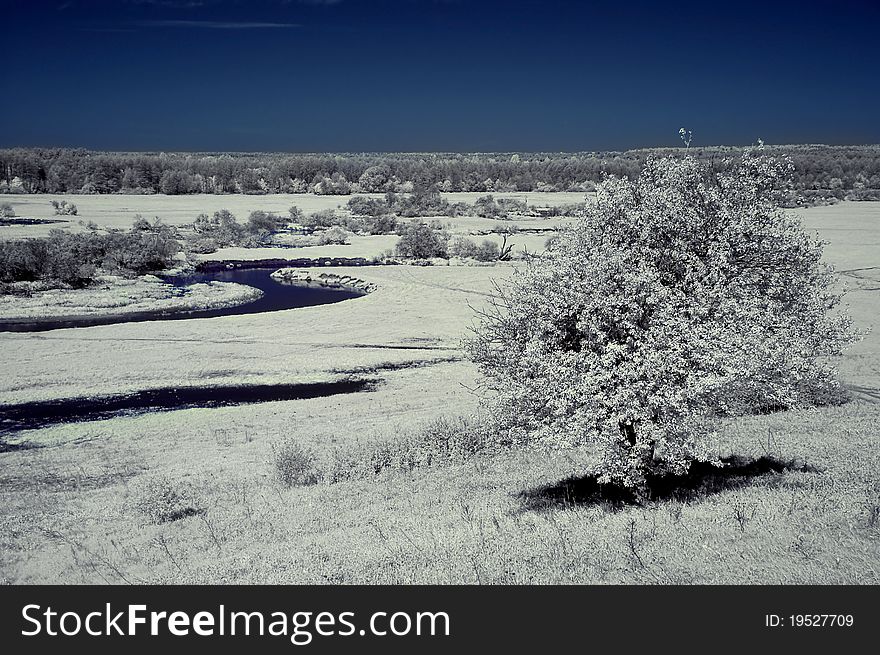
[0,197,878,584]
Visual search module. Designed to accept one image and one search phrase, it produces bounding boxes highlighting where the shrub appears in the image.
[130,475,203,524]
[288,206,304,223]
[50,200,78,215]
[448,236,480,259]
[313,172,352,195]
[246,210,284,235]
[448,237,500,261]
[192,212,217,234]
[316,226,350,245]
[0,233,95,287]
[466,150,857,490]
[271,439,319,487]
[192,209,246,247]
[474,239,500,261]
[301,209,338,230]
[0,202,14,218]
[102,220,179,274]
[130,214,152,232]
[395,221,447,259]
[497,197,528,214]
[347,196,388,217]
[365,214,399,235]
[186,236,219,254]
[474,195,507,219]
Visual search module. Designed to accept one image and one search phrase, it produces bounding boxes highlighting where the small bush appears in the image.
[288,206,304,223]
[475,239,500,261]
[0,202,14,218]
[347,196,388,217]
[448,237,501,261]
[395,221,447,259]
[130,475,204,524]
[246,210,285,234]
[448,236,480,259]
[50,200,78,215]
[474,195,508,219]
[365,214,399,235]
[271,439,319,487]
[497,197,528,214]
[316,226,350,245]
[189,209,248,247]
[186,236,219,254]
[301,209,338,230]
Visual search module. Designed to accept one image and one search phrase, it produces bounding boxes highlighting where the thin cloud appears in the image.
[137,19,300,29]
[126,1,208,7]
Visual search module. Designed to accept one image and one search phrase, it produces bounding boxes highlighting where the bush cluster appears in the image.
[188,209,285,252]
[448,236,501,261]
[49,199,78,215]
[0,220,179,288]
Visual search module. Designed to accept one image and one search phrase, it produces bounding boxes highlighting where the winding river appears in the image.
[0,267,364,333]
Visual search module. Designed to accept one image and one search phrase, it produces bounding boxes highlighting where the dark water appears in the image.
[0,267,363,332]
[0,379,378,437]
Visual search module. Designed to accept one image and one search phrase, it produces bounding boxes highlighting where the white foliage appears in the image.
[467,151,856,488]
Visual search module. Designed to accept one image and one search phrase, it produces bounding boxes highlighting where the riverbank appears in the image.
[0,274,263,321]
[270,268,377,293]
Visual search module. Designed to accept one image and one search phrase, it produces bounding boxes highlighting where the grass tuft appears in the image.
[323,415,491,483]
[271,439,320,487]
[129,474,205,524]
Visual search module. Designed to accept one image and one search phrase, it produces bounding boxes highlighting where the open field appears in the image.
[0,191,589,238]
[0,199,878,584]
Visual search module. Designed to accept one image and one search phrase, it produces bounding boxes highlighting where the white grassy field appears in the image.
[0,191,589,238]
[0,199,878,584]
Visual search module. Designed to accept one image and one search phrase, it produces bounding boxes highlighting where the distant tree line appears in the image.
[3,145,878,197]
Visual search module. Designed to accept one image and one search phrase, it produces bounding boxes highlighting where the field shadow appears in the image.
[0,439,39,454]
[519,455,819,512]
[0,378,379,435]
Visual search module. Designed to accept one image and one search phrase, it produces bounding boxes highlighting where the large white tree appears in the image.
[467,150,856,489]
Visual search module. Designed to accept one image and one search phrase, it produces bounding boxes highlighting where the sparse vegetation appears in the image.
[323,415,491,483]
[49,199,77,215]
[271,439,319,487]
[130,475,204,524]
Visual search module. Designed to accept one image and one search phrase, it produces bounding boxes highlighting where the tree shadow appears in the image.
[0,439,39,454]
[519,455,819,512]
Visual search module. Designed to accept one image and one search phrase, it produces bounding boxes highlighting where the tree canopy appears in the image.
[467,150,857,488]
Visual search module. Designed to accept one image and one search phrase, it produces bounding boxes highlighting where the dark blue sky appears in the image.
[4,0,879,152]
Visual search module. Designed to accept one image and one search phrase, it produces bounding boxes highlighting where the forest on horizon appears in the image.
[3,144,880,202]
